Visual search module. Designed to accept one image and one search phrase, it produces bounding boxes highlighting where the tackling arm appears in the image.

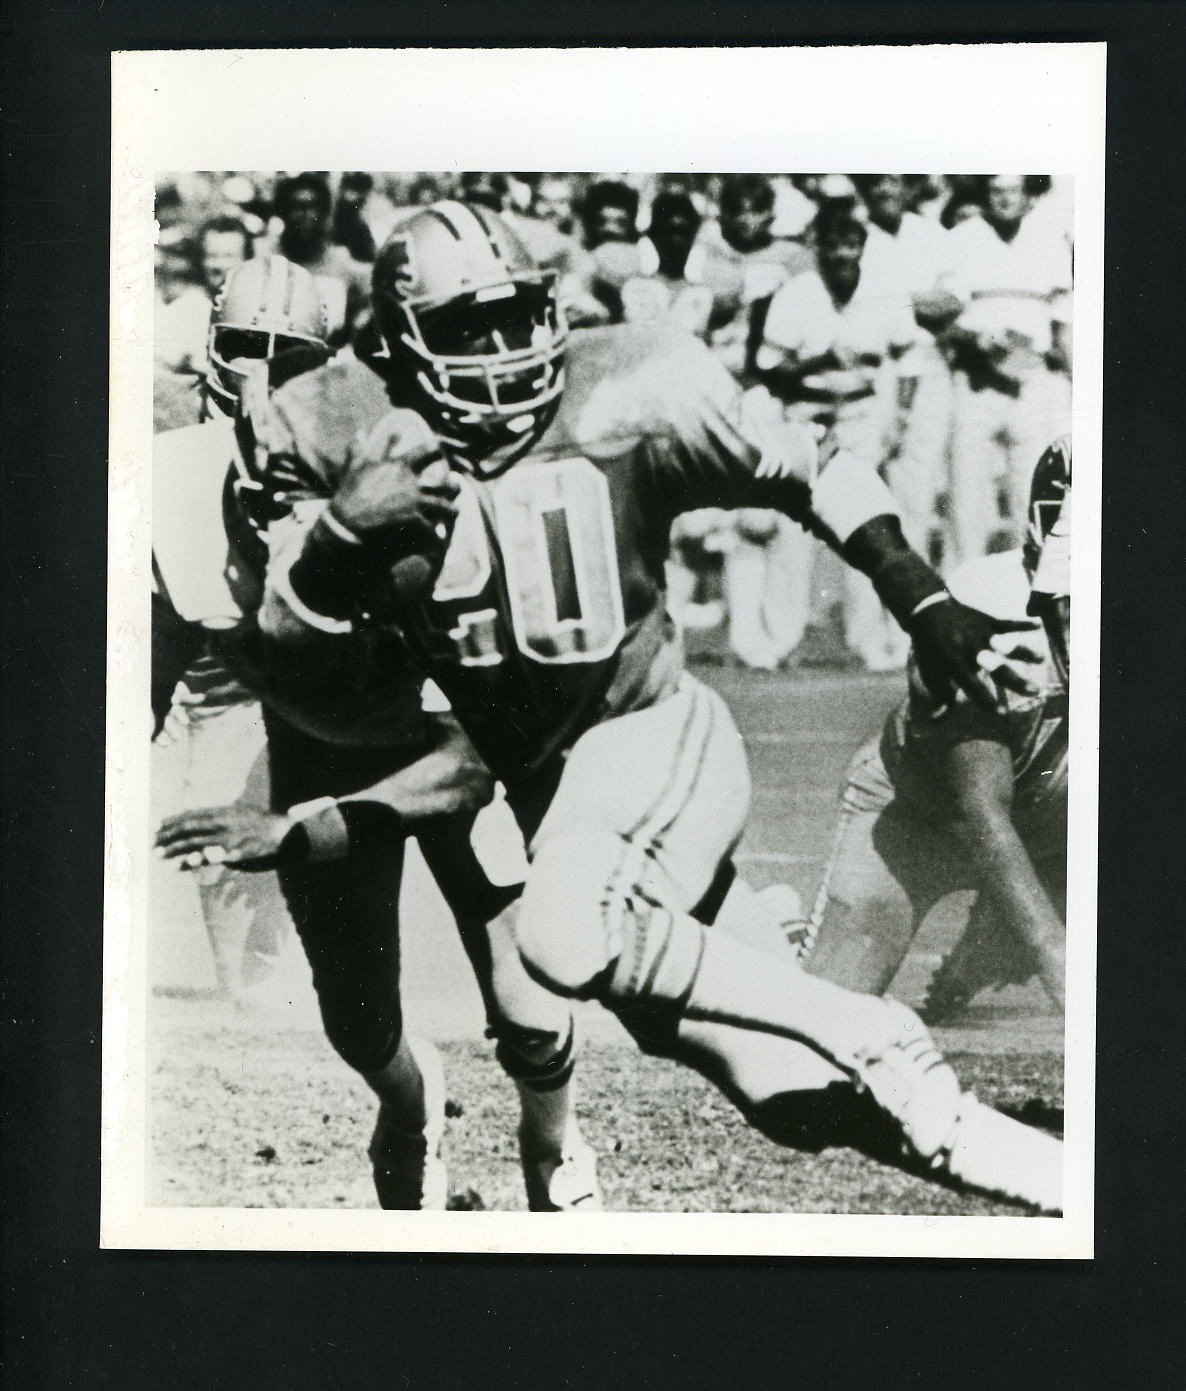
[155,713,495,871]
[936,736,1066,1010]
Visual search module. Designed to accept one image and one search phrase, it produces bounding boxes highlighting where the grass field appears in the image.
[147,660,1063,1215]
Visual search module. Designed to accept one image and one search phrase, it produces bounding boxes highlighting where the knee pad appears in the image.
[493,1019,576,1092]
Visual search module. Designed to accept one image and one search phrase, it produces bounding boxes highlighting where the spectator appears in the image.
[619,192,714,336]
[932,174,1073,563]
[581,178,641,248]
[332,171,378,263]
[854,174,953,567]
[697,173,811,380]
[531,174,578,235]
[459,170,510,213]
[506,176,580,278]
[566,180,644,325]
[274,172,370,342]
[155,214,251,378]
[939,175,986,230]
[747,202,922,670]
[408,174,445,208]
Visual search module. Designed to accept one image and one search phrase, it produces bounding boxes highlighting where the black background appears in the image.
[3,3,1184,1386]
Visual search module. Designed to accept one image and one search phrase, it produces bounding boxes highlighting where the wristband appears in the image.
[909,590,952,620]
[286,796,351,864]
[841,515,946,626]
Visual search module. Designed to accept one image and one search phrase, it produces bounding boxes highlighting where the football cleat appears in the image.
[851,999,965,1164]
[368,1037,448,1211]
[521,1125,602,1212]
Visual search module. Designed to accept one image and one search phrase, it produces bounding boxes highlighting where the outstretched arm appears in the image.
[155,713,493,871]
[937,736,1066,1011]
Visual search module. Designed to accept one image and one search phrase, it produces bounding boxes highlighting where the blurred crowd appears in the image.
[155,169,1073,672]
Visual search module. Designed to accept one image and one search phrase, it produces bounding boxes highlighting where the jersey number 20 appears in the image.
[433,457,626,667]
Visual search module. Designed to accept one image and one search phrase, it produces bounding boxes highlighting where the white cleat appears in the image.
[852,999,965,1164]
[853,1000,1064,1212]
[522,1129,603,1212]
[369,1036,448,1211]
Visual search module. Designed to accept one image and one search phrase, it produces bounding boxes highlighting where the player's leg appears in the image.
[806,743,954,993]
[265,716,444,1209]
[416,810,599,1211]
[513,682,1061,1210]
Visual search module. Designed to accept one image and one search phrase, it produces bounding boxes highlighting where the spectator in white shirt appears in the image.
[741,203,921,670]
[932,175,1073,564]
[274,173,371,344]
[854,174,954,569]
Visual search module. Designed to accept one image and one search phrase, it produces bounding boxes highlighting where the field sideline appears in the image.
[147,663,1063,1214]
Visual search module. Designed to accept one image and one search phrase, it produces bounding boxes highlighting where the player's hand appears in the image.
[331,414,460,545]
[910,596,1041,713]
[155,804,294,872]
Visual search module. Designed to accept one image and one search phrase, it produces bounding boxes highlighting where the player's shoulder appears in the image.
[263,349,392,476]
[570,316,707,369]
[565,318,717,395]
[559,319,731,443]
[945,549,1030,623]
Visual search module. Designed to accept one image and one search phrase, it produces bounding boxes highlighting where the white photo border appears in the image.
[106,43,1104,1258]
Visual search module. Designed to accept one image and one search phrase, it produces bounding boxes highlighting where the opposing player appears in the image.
[155,256,596,1212]
[152,254,332,999]
[244,202,1064,1211]
[807,439,1071,1021]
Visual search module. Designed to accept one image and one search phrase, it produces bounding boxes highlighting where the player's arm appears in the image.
[155,713,495,872]
[256,411,458,644]
[647,338,1039,712]
[933,735,1066,1011]
[338,712,495,821]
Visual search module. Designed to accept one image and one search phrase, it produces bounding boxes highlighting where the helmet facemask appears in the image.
[1025,488,1071,689]
[381,272,567,479]
[206,324,328,416]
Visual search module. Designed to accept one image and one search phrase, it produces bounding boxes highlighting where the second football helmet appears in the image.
[1023,436,1071,685]
[370,201,567,477]
[206,254,330,416]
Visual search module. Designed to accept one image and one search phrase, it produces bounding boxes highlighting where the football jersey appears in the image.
[881,550,1068,832]
[259,320,899,788]
[222,352,431,752]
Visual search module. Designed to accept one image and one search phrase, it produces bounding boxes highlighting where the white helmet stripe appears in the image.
[432,199,508,273]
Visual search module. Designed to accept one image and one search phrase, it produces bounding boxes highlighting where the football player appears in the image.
[241,201,1063,1212]
[807,439,1071,1020]
[152,254,333,999]
[156,257,597,1212]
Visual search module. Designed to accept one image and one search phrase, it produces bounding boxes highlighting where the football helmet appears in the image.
[1023,436,1071,685]
[370,201,567,477]
[205,254,329,416]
